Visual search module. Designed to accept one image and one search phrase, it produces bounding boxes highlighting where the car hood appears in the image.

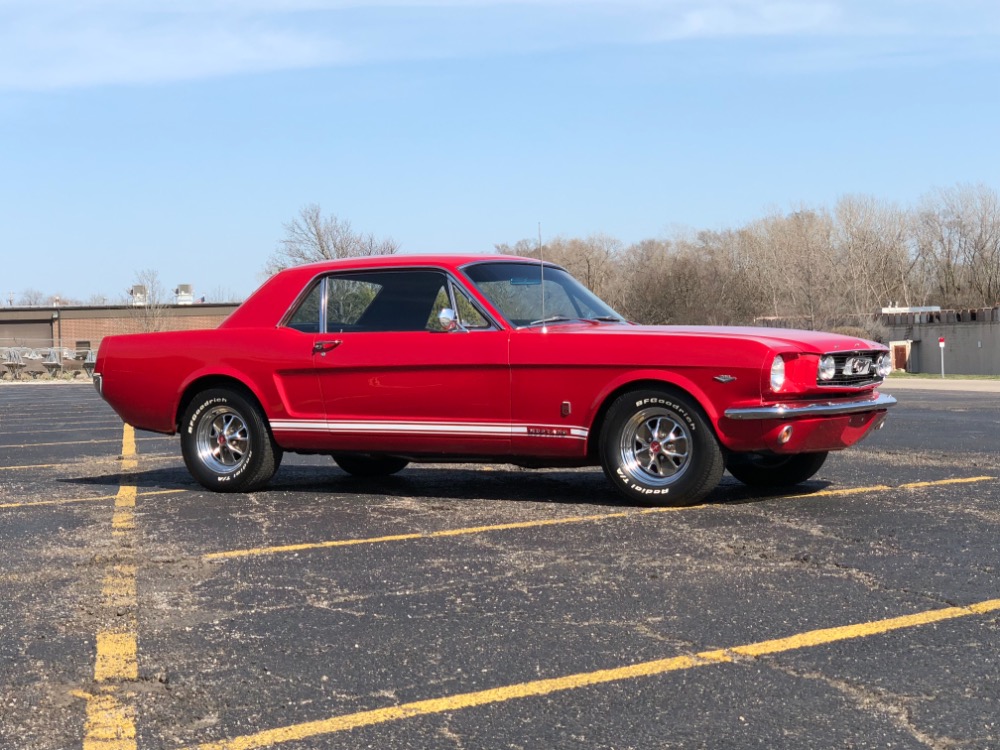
[551,323,883,354]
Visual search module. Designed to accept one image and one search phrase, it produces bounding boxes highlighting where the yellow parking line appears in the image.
[94,632,139,682]
[83,424,141,750]
[180,596,1000,750]
[0,489,184,511]
[72,688,137,750]
[900,476,995,489]
[204,512,637,560]
[203,477,994,562]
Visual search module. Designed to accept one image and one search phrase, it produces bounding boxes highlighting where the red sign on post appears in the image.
[939,337,946,347]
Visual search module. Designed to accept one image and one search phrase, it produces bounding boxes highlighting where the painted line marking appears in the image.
[72,689,137,750]
[899,476,994,488]
[102,564,138,604]
[203,476,995,562]
[0,435,170,449]
[0,489,184,511]
[179,596,1000,750]
[0,463,62,472]
[83,424,140,750]
[94,632,139,682]
[0,425,125,437]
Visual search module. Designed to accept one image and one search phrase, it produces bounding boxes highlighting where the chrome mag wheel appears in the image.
[195,405,251,474]
[600,388,723,507]
[180,388,281,493]
[618,407,692,487]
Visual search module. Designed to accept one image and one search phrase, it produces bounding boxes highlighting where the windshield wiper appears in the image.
[586,316,626,323]
[527,315,574,326]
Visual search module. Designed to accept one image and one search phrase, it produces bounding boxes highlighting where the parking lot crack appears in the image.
[761,662,961,750]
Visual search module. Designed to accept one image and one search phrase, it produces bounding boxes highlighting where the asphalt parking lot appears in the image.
[1,381,998,750]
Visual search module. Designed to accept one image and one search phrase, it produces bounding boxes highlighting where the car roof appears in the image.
[288,254,537,274]
[222,254,549,329]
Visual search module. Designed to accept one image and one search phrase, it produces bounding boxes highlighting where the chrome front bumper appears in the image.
[724,392,897,421]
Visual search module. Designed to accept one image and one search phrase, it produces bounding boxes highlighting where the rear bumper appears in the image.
[724,392,896,420]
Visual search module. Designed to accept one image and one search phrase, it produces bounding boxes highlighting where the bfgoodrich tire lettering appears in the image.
[599,389,724,506]
[725,451,828,487]
[180,388,281,492]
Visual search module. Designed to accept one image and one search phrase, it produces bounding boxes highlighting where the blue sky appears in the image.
[2,0,999,303]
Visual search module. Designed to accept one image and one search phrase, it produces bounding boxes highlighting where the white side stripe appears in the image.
[270,420,588,440]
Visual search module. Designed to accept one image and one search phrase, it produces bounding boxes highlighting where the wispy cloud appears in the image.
[1,1,997,90]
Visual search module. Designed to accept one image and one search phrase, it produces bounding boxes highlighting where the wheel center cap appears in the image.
[650,441,661,453]
[218,433,227,446]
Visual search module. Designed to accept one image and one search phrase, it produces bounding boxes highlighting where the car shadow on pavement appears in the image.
[60,464,835,510]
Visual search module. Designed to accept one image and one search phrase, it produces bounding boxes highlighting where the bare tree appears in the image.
[17,289,46,307]
[264,204,400,276]
[125,269,172,333]
[914,184,1000,308]
[495,233,627,311]
[617,239,673,324]
[494,238,537,257]
[48,292,82,307]
[833,195,914,313]
[206,286,244,304]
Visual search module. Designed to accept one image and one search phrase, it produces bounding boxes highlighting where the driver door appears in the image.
[308,269,512,455]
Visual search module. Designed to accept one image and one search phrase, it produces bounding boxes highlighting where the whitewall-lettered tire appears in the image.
[180,388,281,492]
[599,388,724,506]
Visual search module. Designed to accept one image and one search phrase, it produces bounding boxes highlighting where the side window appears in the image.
[454,286,490,329]
[285,282,322,333]
[426,282,491,331]
[326,278,381,328]
[287,271,491,333]
[325,270,449,332]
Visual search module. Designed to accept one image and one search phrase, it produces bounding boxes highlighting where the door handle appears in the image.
[312,340,343,355]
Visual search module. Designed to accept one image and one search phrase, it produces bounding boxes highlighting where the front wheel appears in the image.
[725,451,828,487]
[599,389,724,506]
[180,388,281,492]
[333,454,409,477]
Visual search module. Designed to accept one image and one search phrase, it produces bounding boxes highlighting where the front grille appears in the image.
[819,350,885,387]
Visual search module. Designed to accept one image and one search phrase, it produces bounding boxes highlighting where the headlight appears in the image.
[876,353,891,378]
[818,355,836,381]
[770,355,786,391]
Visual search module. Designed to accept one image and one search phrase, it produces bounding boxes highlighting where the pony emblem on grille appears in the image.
[844,356,872,376]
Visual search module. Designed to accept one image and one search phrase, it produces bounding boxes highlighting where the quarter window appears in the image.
[285,282,322,333]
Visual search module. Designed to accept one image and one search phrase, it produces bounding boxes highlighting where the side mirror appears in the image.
[438,308,460,332]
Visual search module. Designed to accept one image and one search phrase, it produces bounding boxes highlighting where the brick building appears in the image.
[0,303,239,354]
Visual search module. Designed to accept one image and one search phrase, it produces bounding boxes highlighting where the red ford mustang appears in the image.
[95,254,895,506]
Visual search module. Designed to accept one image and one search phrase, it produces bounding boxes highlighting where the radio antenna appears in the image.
[538,222,546,332]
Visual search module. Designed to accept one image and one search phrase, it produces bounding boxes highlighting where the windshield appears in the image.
[463,262,625,327]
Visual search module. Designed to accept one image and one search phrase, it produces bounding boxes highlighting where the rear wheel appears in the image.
[725,451,828,487]
[599,389,724,506]
[333,454,409,477]
[180,388,281,492]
